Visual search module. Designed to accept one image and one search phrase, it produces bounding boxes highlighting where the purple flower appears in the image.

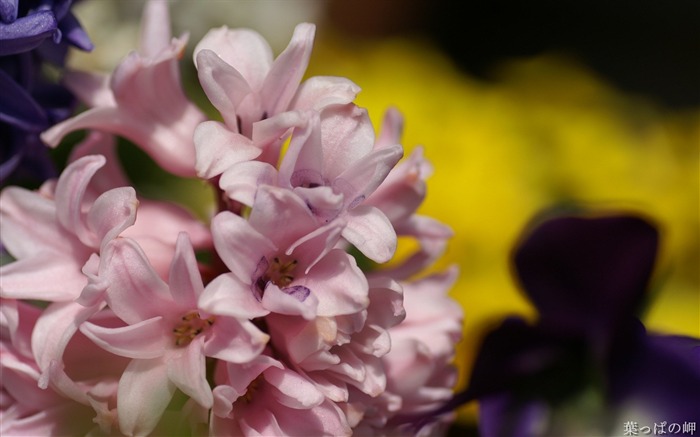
[1,0,92,187]
[426,213,700,435]
[0,0,92,56]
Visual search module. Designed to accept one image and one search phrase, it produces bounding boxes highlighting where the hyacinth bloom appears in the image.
[1,299,124,436]
[0,0,466,434]
[41,0,206,177]
[366,141,454,278]
[0,155,137,302]
[210,353,353,436]
[218,104,403,264]
[428,214,700,436]
[193,20,362,175]
[79,233,268,435]
[200,184,369,321]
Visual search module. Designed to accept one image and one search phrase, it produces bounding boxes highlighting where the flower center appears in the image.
[242,374,264,404]
[253,256,311,302]
[256,256,298,291]
[173,311,215,347]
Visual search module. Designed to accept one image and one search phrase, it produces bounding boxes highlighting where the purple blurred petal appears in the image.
[608,332,700,423]
[479,393,549,437]
[0,0,18,23]
[0,127,57,186]
[464,317,587,399]
[0,68,47,130]
[58,11,93,51]
[50,0,73,22]
[514,215,658,337]
[0,9,58,55]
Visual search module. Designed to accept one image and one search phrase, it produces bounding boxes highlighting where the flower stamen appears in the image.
[173,311,215,347]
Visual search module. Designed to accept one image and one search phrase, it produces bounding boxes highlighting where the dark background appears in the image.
[327,0,700,109]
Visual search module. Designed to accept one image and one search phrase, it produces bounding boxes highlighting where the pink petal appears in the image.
[264,365,324,409]
[216,355,282,405]
[68,131,130,193]
[0,252,86,301]
[383,339,434,395]
[1,299,40,356]
[54,155,106,248]
[266,315,337,365]
[366,276,406,330]
[250,110,307,165]
[99,238,173,324]
[299,250,369,317]
[261,283,319,320]
[367,146,431,222]
[41,106,129,148]
[198,273,268,319]
[374,107,404,149]
[32,301,103,386]
[194,50,252,131]
[194,27,273,92]
[266,398,352,436]
[168,233,203,307]
[117,358,176,436]
[63,70,115,107]
[251,110,307,147]
[1,351,55,410]
[211,211,276,280]
[319,105,375,180]
[278,111,322,184]
[138,0,172,58]
[166,336,213,408]
[80,317,167,359]
[260,23,315,116]
[88,186,138,251]
[239,408,283,436]
[291,76,361,111]
[291,186,344,223]
[123,199,212,250]
[342,205,397,263]
[120,236,176,281]
[218,160,278,206]
[247,185,318,250]
[77,254,107,307]
[334,143,403,206]
[110,46,204,177]
[0,187,65,258]
[193,121,261,179]
[206,317,269,364]
[286,220,344,272]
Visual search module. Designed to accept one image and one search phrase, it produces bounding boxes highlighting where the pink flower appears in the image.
[67,131,212,279]
[41,0,206,177]
[200,184,369,321]
[352,268,464,436]
[1,300,123,436]
[366,110,453,278]
[0,155,137,302]
[218,104,404,263]
[193,22,361,178]
[79,233,268,436]
[210,353,352,436]
[265,275,405,405]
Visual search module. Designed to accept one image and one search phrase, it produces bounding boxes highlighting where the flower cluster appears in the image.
[0,1,462,436]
